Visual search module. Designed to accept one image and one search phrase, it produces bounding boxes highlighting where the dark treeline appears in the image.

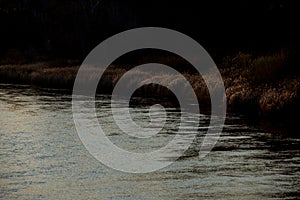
[0,0,299,62]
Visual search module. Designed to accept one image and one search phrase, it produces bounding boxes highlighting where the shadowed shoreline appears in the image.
[0,51,299,134]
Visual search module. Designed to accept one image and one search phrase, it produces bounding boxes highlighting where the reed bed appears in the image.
[0,51,299,129]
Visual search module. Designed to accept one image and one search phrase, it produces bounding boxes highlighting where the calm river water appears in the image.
[0,84,299,199]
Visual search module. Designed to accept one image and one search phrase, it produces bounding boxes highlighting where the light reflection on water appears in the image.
[0,84,299,199]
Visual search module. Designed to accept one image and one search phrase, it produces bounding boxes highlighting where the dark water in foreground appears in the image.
[0,84,299,199]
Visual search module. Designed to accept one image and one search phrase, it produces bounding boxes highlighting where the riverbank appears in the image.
[0,51,299,134]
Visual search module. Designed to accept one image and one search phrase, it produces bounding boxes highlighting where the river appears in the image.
[0,84,299,199]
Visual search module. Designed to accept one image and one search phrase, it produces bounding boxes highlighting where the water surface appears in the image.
[0,84,299,199]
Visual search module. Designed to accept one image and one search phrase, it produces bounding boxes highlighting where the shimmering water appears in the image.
[0,84,299,199]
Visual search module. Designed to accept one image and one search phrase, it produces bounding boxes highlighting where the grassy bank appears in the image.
[221,51,300,133]
[0,51,299,133]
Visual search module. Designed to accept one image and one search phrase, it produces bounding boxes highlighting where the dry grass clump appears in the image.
[221,50,299,119]
[248,50,289,83]
[221,50,290,84]
[258,78,300,115]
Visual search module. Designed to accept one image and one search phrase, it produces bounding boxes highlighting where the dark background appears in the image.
[0,0,299,61]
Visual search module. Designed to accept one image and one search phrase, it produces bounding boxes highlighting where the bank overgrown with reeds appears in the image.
[0,50,299,133]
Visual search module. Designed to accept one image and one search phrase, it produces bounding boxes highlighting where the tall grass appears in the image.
[0,63,78,88]
[221,49,299,120]
[0,50,299,124]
